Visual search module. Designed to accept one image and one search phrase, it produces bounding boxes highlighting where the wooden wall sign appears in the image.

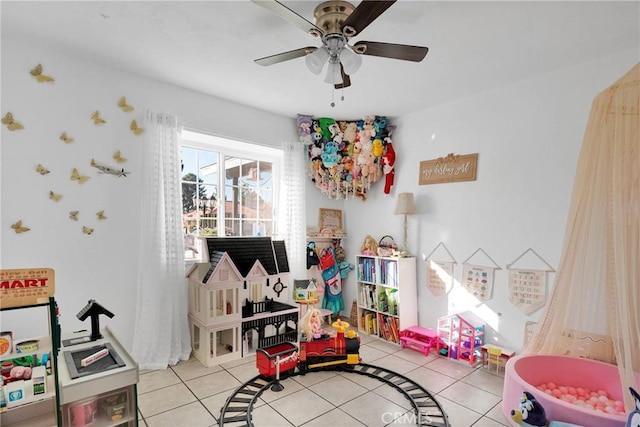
[419,153,478,185]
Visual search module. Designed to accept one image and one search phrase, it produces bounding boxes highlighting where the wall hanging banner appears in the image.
[297,114,396,200]
[461,264,495,302]
[426,260,454,297]
[508,269,547,315]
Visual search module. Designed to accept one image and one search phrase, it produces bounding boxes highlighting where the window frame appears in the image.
[180,129,282,257]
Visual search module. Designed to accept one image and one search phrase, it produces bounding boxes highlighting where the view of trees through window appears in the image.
[180,130,280,260]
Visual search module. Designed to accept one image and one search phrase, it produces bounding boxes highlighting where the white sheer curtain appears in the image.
[278,141,307,281]
[132,109,191,370]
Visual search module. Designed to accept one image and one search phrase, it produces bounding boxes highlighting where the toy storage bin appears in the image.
[62,387,133,426]
[99,389,128,422]
[67,396,98,427]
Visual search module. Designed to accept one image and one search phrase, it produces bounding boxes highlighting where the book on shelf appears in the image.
[358,257,376,282]
[379,259,398,288]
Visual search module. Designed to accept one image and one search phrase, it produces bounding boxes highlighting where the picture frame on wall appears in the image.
[318,208,343,233]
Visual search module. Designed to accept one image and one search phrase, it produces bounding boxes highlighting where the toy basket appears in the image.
[350,299,358,325]
[377,235,398,257]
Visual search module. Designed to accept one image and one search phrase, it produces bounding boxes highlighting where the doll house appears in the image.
[436,311,485,366]
[187,237,299,367]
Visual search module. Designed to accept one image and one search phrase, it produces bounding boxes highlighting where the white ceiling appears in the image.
[2,1,639,119]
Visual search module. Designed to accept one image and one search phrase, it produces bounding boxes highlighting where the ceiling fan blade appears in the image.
[335,63,351,89]
[252,0,324,37]
[341,0,396,38]
[255,47,317,66]
[353,41,428,62]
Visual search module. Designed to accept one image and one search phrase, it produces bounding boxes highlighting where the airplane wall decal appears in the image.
[90,159,130,177]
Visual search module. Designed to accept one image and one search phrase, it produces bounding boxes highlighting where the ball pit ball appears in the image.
[535,382,627,417]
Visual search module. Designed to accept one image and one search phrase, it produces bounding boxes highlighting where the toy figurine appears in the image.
[360,235,379,255]
[300,308,325,340]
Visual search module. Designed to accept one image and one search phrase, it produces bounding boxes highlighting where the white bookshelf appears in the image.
[355,255,417,344]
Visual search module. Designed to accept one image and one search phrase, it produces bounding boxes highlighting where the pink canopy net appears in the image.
[524,62,639,411]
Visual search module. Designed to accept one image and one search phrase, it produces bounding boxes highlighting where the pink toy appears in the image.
[503,354,640,427]
[399,326,437,356]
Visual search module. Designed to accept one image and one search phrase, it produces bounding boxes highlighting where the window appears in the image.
[180,130,281,260]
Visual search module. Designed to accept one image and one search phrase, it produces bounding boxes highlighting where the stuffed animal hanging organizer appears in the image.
[297,114,398,200]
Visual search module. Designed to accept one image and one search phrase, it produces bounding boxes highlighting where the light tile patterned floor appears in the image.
[136,330,509,427]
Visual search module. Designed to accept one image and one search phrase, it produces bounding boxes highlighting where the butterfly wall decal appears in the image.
[113,150,127,163]
[49,190,63,201]
[118,96,134,113]
[11,220,30,233]
[96,210,107,220]
[82,226,94,235]
[91,110,106,125]
[60,132,74,144]
[2,112,24,131]
[130,120,144,135]
[36,164,50,175]
[71,168,90,184]
[69,211,79,221]
[29,64,54,83]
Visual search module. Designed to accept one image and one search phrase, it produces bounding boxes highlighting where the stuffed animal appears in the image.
[343,122,357,143]
[321,141,339,168]
[318,117,336,140]
[511,391,584,427]
[296,114,313,145]
[374,116,388,135]
[627,387,640,427]
[363,115,376,138]
[511,392,547,427]
[372,138,384,158]
[382,141,396,194]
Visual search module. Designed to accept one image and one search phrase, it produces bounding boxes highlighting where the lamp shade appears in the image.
[305,47,329,75]
[324,62,343,85]
[340,47,362,75]
[394,192,416,215]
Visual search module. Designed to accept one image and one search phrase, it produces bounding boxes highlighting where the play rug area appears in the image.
[218,363,450,427]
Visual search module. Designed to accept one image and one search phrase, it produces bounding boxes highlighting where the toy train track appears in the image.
[218,364,449,427]
[352,363,450,427]
[218,374,273,426]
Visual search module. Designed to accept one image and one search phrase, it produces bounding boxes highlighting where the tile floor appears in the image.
[136,330,510,427]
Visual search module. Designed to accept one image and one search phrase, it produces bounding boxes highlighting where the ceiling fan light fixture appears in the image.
[340,46,361,75]
[324,61,343,85]
[305,46,329,74]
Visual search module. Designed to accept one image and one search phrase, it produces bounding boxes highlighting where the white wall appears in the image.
[337,50,639,352]
[3,34,637,357]
[0,37,298,350]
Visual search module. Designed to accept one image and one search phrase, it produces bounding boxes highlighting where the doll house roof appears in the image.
[206,237,290,278]
[203,251,244,285]
[186,250,243,288]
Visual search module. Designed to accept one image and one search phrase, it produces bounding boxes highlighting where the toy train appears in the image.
[256,320,360,379]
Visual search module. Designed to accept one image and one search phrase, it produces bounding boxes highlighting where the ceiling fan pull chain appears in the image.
[331,86,335,108]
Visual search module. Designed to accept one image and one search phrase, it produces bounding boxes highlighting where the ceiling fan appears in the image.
[252,0,429,89]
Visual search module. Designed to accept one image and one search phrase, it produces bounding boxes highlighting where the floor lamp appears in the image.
[394,192,416,257]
